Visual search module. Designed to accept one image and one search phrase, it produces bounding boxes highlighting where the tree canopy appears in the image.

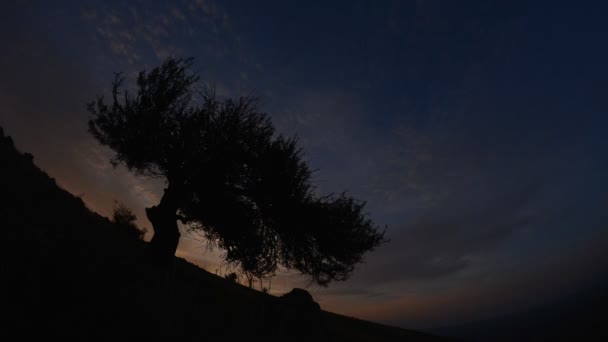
[88,58,386,286]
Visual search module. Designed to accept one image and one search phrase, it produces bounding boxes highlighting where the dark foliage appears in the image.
[112,201,147,240]
[88,57,386,285]
[224,272,238,283]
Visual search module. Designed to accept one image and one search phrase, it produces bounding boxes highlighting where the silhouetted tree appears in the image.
[88,58,386,285]
[112,201,147,240]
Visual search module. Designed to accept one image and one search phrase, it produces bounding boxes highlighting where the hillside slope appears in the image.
[0,127,444,341]
[432,282,608,341]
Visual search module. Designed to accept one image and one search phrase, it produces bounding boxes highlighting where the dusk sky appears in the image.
[2,1,608,330]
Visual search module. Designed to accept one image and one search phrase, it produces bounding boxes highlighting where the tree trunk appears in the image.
[146,186,181,264]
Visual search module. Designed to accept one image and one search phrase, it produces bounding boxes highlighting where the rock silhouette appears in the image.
[273,288,327,341]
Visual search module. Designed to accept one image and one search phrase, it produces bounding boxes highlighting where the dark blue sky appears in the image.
[2,0,607,329]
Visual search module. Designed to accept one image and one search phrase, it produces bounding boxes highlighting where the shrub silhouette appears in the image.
[88,57,386,285]
[224,272,238,283]
[112,201,147,240]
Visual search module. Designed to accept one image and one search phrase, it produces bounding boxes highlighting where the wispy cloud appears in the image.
[80,0,233,64]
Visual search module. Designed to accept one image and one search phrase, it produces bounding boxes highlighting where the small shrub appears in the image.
[225,272,238,282]
[112,201,147,240]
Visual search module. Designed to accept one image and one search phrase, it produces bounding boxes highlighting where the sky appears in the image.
[1,0,608,330]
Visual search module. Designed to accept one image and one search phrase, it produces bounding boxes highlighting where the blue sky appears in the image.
[1,0,607,329]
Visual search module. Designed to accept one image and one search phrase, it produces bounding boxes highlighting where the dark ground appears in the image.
[0,126,445,341]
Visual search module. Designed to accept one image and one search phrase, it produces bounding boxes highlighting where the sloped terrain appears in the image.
[0,126,444,341]
[432,282,608,342]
